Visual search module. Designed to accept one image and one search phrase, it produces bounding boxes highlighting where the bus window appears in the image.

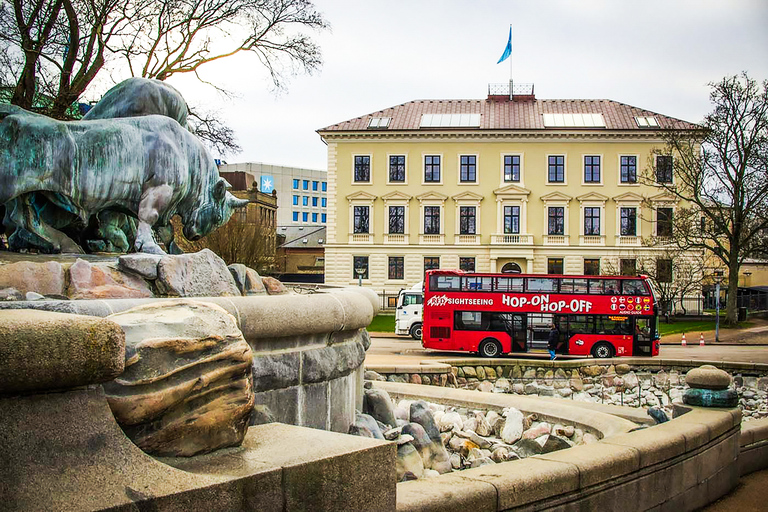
[454,311,483,330]
[561,278,588,294]
[462,276,493,291]
[622,279,649,296]
[636,317,652,341]
[600,315,632,335]
[489,313,513,331]
[527,278,558,292]
[588,279,603,294]
[431,275,460,291]
[603,280,619,295]
[495,276,524,292]
[567,315,593,334]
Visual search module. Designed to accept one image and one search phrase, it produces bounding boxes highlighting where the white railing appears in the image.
[419,234,445,245]
[616,235,641,246]
[544,235,569,245]
[350,233,372,244]
[455,234,480,245]
[384,233,407,244]
[491,234,533,245]
[580,235,605,246]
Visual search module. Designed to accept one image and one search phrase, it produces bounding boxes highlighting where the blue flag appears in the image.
[497,26,512,64]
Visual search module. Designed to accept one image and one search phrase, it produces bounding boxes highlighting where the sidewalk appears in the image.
[660,318,768,345]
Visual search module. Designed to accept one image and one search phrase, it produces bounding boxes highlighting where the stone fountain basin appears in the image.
[378,381,743,512]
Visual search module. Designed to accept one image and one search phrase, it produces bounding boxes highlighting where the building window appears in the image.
[459,206,476,234]
[424,256,440,274]
[548,155,565,183]
[303,180,309,190]
[504,155,520,182]
[303,196,308,206]
[656,155,673,183]
[504,206,520,234]
[620,259,636,276]
[293,195,299,205]
[584,156,600,183]
[389,155,406,182]
[657,259,673,283]
[389,206,405,234]
[354,156,371,182]
[657,207,673,237]
[321,213,327,223]
[548,207,565,235]
[460,155,477,182]
[302,212,308,222]
[353,256,369,279]
[548,258,564,274]
[312,197,318,207]
[312,213,318,222]
[460,257,475,272]
[584,207,600,235]
[292,211,298,222]
[313,181,318,191]
[424,155,441,182]
[353,206,369,233]
[388,256,404,280]
[620,156,637,183]
[293,179,299,189]
[322,182,327,191]
[321,197,327,207]
[424,206,440,234]
[584,258,600,276]
[620,208,637,236]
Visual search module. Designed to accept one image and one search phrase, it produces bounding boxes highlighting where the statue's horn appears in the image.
[226,193,249,208]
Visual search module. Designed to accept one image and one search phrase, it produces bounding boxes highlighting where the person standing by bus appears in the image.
[547,324,559,361]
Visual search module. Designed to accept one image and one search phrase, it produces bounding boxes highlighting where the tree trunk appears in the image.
[725,261,740,325]
[11,54,38,110]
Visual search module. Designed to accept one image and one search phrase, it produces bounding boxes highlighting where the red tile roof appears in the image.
[318,98,699,132]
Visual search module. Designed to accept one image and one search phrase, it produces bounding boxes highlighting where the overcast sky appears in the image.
[166,0,768,171]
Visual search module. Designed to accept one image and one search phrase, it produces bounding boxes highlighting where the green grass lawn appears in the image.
[368,314,395,332]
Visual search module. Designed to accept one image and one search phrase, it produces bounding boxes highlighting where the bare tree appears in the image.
[635,251,703,317]
[641,73,768,325]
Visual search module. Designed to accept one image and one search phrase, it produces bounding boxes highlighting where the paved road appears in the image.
[365,334,768,365]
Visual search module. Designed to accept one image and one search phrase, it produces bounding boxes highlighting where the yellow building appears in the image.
[317,84,699,294]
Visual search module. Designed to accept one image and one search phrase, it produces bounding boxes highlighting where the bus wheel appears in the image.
[591,342,615,359]
[479,339,502,358]
[409,322,422,340]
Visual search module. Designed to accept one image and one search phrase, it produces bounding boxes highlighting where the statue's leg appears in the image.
[134,185,173,254]
[96,211,131,253]
[5,195,83,253]
[155,223,183,254]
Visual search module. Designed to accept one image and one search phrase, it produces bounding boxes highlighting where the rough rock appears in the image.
[262,276,289,295]
[685,365,732,390]
[397,443,424,481]
[156,249,240,297]
[582,365,604,377]
[512,438,543,457]
[228,263,267,296]
[0,287,22,300]
[494,378,511,392]
[439,410,464,432]
[541,435,572,453]
[523,423,551,439]
[403,422,451,474]
[250,405,276,425]
[68,258,153,299]
[501,408,524,444]
[410,373,423,385]
[410,400,442,443]
[349,413,384,439]
[616,363,631,375]
[103,300,254,456]
[512,382,525,394]
[477,381,493,393]
[450,452,462,469]
[463,366,477,378]
[25,291,45,300]
[364,370,386,381]
[118,253,162,280]
[363,387,398,428]
[476,367,486,380]
[485,367,497,379]
[0,260,65,296]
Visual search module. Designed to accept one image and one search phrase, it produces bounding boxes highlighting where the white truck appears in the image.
[395,283,423,339]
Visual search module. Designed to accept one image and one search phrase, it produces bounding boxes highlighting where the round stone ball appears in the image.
[684,365,731,390]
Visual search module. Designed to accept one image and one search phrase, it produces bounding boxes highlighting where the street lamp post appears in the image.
[355,267,366,287]
[713,270,723,342]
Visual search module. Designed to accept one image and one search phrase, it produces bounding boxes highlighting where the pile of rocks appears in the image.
[349,385,594,481]
[0,249,288,300]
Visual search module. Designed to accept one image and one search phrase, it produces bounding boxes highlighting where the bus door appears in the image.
[633,317,654,356]
[499,313,528,353]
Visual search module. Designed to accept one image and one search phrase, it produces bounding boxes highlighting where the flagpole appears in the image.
[508,25,513,97]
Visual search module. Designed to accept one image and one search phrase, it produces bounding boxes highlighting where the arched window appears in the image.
[501,262,522,274]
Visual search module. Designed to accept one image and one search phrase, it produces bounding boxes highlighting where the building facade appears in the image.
[219,162,328,226]
[317,84,699,294]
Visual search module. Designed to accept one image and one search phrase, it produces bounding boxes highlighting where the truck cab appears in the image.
[395,283,423,339]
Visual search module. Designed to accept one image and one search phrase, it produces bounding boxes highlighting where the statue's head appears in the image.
[183,178,248,241]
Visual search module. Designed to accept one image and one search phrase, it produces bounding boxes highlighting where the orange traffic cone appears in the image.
[681,333,687,346]
[700,333,705,346]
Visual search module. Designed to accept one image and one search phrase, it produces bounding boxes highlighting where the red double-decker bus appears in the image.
[422,270,660,358]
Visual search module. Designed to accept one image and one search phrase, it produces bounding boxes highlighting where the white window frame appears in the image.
[352,154,373,185]
[386,153,408,185]
[617,154,640,186]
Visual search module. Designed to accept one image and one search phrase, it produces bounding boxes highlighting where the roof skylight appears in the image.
[420,113,481,128]
[542,113,606,128]
[635,116,660,128]
[368,117,391,128]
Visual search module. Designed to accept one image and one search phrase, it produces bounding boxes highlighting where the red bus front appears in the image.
[422,270,660,358]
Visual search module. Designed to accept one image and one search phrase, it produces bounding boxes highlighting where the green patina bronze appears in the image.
[0,79,246,254]
[683,388,738,408]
